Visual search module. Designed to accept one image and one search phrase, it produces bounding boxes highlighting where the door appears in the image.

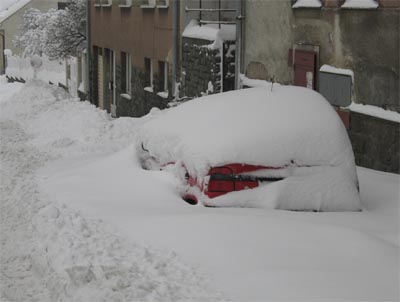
[97,52,104,109]
[109,50,116,117]
[289,49,317,90]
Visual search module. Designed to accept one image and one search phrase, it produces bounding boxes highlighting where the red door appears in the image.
[288,49,317,90]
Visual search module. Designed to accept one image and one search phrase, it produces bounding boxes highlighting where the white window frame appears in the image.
[162,61,168,92]
[119,0,132,7]
[125,52,132,94]
[156,0,169,8]
[141,0,156,9]
[102,0,112,7]
[144,58,154,92]
[150,59,153,88]
[94,0,102,7]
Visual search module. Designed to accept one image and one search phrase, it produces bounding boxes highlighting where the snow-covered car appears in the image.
[137,86,361,211]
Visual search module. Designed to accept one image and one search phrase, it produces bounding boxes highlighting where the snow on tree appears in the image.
[14,0,86,60]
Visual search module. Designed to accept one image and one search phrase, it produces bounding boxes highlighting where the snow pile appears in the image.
[0,80,221,302]
[137,87,361,211]
[2,78,398,301]
[183,19,236,49]
[341,0,379,8]
[292,0,322,8]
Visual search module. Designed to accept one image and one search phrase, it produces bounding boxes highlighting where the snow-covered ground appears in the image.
[1,78,399,301]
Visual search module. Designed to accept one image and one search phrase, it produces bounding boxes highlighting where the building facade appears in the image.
[90,0,174,117]
[243,0,399,173]
[0,0,62,74]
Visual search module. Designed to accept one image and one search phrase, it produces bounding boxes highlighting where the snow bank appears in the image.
[137,87,361,211]
[183,19,236,49]
[342,0,379,9]
[1,80,221,301]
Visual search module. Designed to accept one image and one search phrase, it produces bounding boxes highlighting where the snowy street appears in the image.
[1,79,399,301]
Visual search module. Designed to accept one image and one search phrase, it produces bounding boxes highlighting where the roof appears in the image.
[0,0,32,24]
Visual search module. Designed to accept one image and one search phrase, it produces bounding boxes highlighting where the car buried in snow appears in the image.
[137,86,361,212]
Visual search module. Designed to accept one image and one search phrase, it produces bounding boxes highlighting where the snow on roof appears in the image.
[182,19,236,49]
[346,102,400,123]
[341,0,379,9]
[292,0,322,8]
[0,0,31,23]
[320,64,354,82]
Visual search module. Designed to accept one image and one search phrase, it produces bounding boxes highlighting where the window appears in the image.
[158,61,168,92]
[144,58,153,92]
[141,0,156,8]
[102,0,112,6]
[119,0,132,7]
[57,2,68,10]
[156,0,169,8]
[121,52,132,94]
[95,0,112,7]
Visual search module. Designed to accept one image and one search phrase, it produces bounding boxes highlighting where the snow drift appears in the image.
[137,86,361,211]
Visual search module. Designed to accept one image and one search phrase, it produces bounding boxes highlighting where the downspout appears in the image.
[172,0,179,99]
[234,0,244,90]
[86,0,92,103]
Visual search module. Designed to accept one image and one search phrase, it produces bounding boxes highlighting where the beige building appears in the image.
[0,0,64,74]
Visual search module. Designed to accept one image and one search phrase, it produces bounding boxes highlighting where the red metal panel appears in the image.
[288,49,317,89]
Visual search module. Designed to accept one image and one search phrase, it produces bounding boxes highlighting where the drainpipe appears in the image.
[86,0,91,102]
[172,0,179,99]
[234,0,244,90]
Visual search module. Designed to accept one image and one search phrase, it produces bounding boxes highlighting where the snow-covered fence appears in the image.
[5,54,66,85]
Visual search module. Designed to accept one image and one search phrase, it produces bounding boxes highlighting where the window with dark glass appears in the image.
[121,52,131,94]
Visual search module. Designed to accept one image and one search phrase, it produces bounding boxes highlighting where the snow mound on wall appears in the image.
[137,87,361,211]
[292,0,322,8]
[342,0,378,9]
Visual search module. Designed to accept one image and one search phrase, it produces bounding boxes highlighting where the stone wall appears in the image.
[182,37,235,98]
[244,0,399,173]
[244,0,399,111]
[116,64,170,118]
[349,112,399,174]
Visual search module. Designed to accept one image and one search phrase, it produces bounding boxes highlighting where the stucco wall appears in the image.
[244,0,399,112]
[90,1,174,117]
[244,1,399,173]
[0,0,58,56]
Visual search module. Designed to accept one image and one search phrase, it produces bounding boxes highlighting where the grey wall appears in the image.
[245,0,399,112]
[244,0,399,173]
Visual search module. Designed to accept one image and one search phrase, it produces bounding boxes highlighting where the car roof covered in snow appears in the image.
[138,86,354,178]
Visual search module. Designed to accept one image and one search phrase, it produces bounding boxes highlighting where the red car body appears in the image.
[182,163,283,204]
